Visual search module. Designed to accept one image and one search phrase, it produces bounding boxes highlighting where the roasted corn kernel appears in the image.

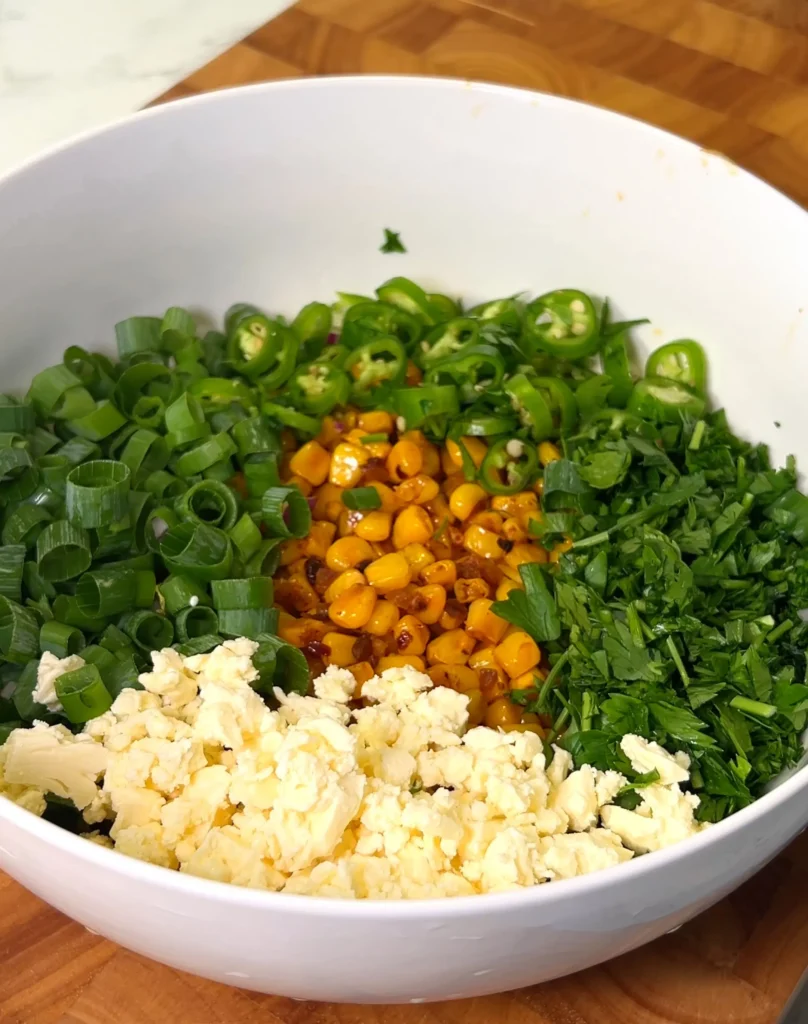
[394,614,430,656]
[494,631,541,678]
[328,584,377,629]
[365,552,411,593]
[465,598,509,645]
[393,505,433,549]
[326,536,375,572]
[426,628,475,666]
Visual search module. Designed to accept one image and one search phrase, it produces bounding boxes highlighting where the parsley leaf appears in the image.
[380,228,406,254]
[490,563,561,643]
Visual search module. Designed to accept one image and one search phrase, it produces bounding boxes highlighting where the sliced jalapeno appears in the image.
[530,376,578,435]
[503,374,553,441]
[419,318,481,368]
[227,315,299,385]
[392,385,459,437]
[424,344,506,403]
[467,297,523,336]
[288,361,350,415]
[601,329,635,407]
[427,293,461,320]
[628,376,706,423]
[645,340,707,393]
[523,289,600,359]
[344,337,407,407]
[480,438,539,495]
[340,300,422,351]
[454,412,519,437]
[376,277,442,325]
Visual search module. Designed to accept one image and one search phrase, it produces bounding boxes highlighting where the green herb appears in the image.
[380,228,406,254]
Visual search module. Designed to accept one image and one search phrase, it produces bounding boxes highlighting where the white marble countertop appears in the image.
[0,0,292,175]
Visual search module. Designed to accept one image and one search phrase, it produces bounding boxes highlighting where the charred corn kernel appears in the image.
[285,556,309,579]
[521,711,541,724]
[425,492,450,522]
[316,416,344,449]
[329,442,369,488]
[386,440,423,481]
[427,664,480,692]
[420,444,441,478]
[286,474,312,497]
[289,440,331,487]
[326,536,375,572]
[358,410,394,434]
[430,537,453,563]
[446,436,487,469]
[466,689,485,726]
[454,577,491,603]
[279,539,306,566]
[538,441,561,466]
[393,505,433,549]
[277,615,329,647]
[395,474,440,505]
[347,661,374,690]
[465,598,509,645]
[323,632,359,668]
[324,569,366,604]
[511,669,542,691]
[394,614,430,656]
[463,524,503,561]
[365,552,411,593]
[478,668,511,702]
[413,584,446,625]
[328,583,377,629]
[311,483,345,521]
[421,559,456,587]
[501,517,528,543]
[550,537,574,563]
[302,521,337,559]
[426,628,475,666]
[442,473,465,498]
[448,483,487,522]
[499,563,524,585]
[485,697,523,728]
[505,542,548,569]
[343,410,358,428]
[469,510,504,534]
[377,654,426,673]
[492,491,538,515]
[400,542,435,573]
[363,599,400,636]
[495,631,541,679]
[274,576,319,615]
[533,478,545,496]
[439,600,466,631]
[501,723,544,735]
[468,647,500,673]
[496,578,521,601]
[353,510,393,542]
[280,431,296,453]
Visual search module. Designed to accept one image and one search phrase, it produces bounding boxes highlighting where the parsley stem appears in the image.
[547,707,570,744]
[666,635,690,688]
[730,695,777,719]
[534,650,570,711]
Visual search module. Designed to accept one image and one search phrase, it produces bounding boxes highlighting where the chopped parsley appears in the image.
[380,228,406,254]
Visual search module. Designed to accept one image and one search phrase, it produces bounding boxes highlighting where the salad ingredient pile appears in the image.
[0,274,806,859]
[0,643,705,896]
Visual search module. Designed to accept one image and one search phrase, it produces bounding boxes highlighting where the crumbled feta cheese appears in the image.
[620,734,690,786]
[2,722,107,809]
[33,651,86,713]
[0,646,709,898]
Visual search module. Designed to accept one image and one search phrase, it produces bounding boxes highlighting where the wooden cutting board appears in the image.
[4,1,808,1021]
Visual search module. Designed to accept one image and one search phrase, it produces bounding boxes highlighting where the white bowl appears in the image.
[1,76,807,1004]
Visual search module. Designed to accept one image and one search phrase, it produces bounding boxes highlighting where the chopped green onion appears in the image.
[55,664,113,723]
[40,620,85,657]
[37,521,92,582]
[118,609,174,651]
[66,460,131,529]
[0,597,39,663]
[262,486,312,539]
[342,487,382,511]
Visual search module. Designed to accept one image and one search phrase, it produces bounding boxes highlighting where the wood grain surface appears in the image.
[5,0,808,1021]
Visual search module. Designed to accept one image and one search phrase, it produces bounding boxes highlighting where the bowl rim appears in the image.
[1,73,807,914]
